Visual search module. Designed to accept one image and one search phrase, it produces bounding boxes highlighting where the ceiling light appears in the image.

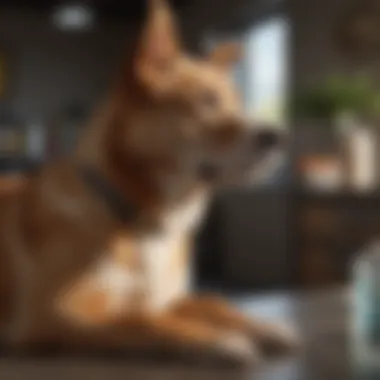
[52,2,96,32]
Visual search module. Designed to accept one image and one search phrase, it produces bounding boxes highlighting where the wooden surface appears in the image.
[0,288,358,380]
[293,191,380,288]
[0,175,26,196]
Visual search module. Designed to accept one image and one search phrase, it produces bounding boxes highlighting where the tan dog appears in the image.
[0,0,297,366]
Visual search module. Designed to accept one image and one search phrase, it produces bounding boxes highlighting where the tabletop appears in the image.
[0,288,362,380]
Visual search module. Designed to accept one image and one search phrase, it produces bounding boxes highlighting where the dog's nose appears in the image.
[251,128,286,151]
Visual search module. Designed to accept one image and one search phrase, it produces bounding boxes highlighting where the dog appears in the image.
[0,0,297,366]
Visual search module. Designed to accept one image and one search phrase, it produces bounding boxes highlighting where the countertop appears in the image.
[0,288,359,380]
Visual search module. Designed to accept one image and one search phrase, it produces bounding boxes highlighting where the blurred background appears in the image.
[1,0,380,293]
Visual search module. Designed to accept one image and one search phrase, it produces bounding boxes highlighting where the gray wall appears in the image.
[0,10,131,121]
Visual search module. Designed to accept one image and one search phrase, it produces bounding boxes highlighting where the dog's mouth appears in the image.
[197,128,287,184]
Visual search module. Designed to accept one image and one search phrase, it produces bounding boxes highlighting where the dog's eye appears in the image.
[201,91,219,109]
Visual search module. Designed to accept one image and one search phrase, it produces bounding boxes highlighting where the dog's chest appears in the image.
[137,196,206,310]
[59,193,208,322]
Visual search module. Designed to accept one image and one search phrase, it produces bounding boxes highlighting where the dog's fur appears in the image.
[0,0,297,366]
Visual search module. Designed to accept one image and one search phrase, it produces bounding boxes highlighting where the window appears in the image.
[242,17,289,128]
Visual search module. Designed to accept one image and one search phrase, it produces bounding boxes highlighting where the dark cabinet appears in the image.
[293,192,380,288]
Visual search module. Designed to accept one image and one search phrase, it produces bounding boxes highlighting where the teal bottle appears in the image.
[352,242,380,374]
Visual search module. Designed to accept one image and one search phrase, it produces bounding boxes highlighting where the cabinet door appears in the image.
[300,248,338,287]
[221,190,290,288]
[297,203,348,288]
[297,201,380,288]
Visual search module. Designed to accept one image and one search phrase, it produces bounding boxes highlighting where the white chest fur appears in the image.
[58,191,209,322]
[139,191,209,311]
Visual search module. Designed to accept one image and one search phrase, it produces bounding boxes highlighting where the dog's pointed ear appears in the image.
[208,42,242,70]
[135,0,180,93]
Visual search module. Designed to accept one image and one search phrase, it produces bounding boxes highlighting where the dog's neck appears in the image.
[75,89,207,222]
[75,97,157,214]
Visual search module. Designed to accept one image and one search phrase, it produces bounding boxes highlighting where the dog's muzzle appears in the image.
[250,128,287,154]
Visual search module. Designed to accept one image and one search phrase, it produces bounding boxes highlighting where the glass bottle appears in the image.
[352,241,380,374]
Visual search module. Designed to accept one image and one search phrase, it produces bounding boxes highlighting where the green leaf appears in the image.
[291,74,380,124]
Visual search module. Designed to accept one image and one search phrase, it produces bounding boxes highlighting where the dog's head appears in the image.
[114,0,285,190]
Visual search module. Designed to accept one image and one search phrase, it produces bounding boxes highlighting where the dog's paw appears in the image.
[211,331,261,368]
[253,322,300,355]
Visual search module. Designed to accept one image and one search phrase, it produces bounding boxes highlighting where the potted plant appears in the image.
[292,74,380,128]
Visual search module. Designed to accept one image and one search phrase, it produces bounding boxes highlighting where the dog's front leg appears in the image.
[6,272,258,366]
[170,295,299,355]
[108,312,260,366]
[8,305,259,367]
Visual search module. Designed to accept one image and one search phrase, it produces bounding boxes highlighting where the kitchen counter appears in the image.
[0,288,353,380]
